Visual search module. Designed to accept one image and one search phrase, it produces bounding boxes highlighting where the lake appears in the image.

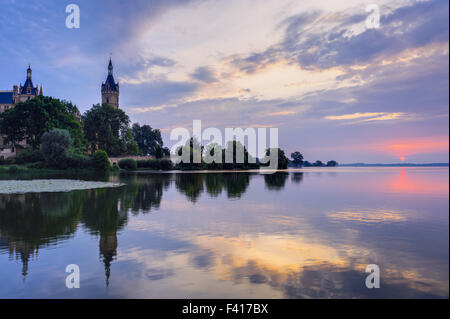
[0,167,448,298]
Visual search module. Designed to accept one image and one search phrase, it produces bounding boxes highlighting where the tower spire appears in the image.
[108,54,113,75]
[27,64,32,79]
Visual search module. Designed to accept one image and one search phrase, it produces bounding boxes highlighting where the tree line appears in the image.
[290,151,338,167]
[0,95,338,171]
[0,96,169,170]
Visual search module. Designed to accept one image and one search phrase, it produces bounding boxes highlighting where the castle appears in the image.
[102,58,120,109]
[0,58,119,159]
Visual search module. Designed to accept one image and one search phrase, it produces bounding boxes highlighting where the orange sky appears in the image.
[383,136,449,159]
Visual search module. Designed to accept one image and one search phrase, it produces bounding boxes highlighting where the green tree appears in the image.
[313,160,324,167]
[154,145,164,159]
[92,150,110,171]
[303,161,312,167]
[290,151,304,167]
[203,142,222,169]
[223,140,251,169]
[83,104,136,156]
[175,137,204,169]
[326,160,338,167]
[121,128,139,155]
[131,123,164,156]
[264,148,289,169]
[41,129,73,168]
[0,96,84,151]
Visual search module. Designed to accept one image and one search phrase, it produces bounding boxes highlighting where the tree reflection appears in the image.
[222,173,250,198]
[175,173,252,201]
[264,172,289,190]
[129,174,172,214]
[291,172,304,184]
[175,173,204,203]
[0,192,84,278]
[0,172,263,284]
[204,174,224,198]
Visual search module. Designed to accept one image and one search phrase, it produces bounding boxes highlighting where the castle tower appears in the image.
[101,57,119,108]
[18,65,39,102]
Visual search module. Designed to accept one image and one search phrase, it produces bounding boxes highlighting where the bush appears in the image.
[136,160,148,168]
[160,159,173,170]
[26,161,46,169]
[118,158,137,171]
[0,157,16,165]
[137,159,160,170]
[67,154,93,169]
[15,150,44,164]
[41,129,73,168]
[8,165,26,174]
[93,150,110,171]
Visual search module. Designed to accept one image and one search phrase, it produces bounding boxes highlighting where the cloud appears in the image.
[1,0,447,162]
[360,112,405,122]
[324,112,406,122]
[265,110,298,117]
[190,66,218,83]
[325,112,387,120]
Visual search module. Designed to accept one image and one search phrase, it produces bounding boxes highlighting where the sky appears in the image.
[0,0,448,163]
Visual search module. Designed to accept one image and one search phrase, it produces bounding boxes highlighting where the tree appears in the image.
[131,123,164,156]
[264,148,289,169]
[41,129,73,168]
[121,128,139,155]
[313,160,324,167]
[0,96,84,151]
[303,161,312,167]
[154,145,165,159]
[175,137,204,169]
[203,142,222,169]
[326,160,338,167]
[223,140,250,169]
[83,103,135,156]
[290,151,304,167]
[92,150,110,171]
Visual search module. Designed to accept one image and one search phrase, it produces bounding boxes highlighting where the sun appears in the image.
[399,156,406,161]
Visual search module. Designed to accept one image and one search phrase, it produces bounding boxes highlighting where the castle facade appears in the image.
[0,65,42,159]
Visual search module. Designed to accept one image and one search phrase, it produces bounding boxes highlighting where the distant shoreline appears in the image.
[340,163,449,167]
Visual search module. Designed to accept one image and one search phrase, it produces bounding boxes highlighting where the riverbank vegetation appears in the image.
[0,96,169,172]
[0,96,337,172]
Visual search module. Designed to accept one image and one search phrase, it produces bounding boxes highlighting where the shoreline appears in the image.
[1,165,448,178]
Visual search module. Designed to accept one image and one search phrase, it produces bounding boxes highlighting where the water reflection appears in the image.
[175,173,252,201]
[0,192,82,277]
[291,172,304,184]
[264,172,289,190]
[0,168,448,298]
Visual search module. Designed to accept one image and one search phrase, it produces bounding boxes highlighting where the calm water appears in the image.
[0,168,448,298]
